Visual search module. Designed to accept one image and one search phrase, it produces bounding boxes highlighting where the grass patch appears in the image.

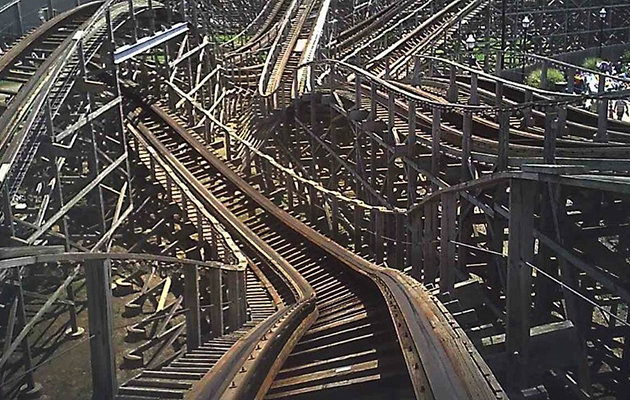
[582,57,602,70]
[526,68,565,89]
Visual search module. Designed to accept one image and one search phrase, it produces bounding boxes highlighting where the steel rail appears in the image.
[132,96,506,399]
[0,1,103,155]
[258,0,307,97]
[222,0,295,61]
[221,0,285,51]
[126,98,318,399]
[336,0,434,64]
[364,0,474,72]
[0,251,241,271]
[332,0,415,48]
[0,2,101,76]
[293,0,330,96]
[0,0,150,194]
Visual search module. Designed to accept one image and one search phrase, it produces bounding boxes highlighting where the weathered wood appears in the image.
[209,268,223,337]
[522,89,533,128]
[540,60,549,90]
[596,74,608,142]
[408,101,418,206]
[226,271,239,332]
[544,107,557,164]
[237,269,247,326]
[1,185,14,238]
[374,209,385,264]
[26,154,126,244]
[506,179,536,388]
[353,206,364,253]
[85,259,117,399]
[431,108,441,182]
[423,201,438,283]
[447,64,458,102]
[15,272,38,393]
[394,212,405,269]
[440,192,457,293]
[497,111,509,171]
[469,73,479,105]
[461,111,472,182]
[184,264,201,350]
[410,210,423,280]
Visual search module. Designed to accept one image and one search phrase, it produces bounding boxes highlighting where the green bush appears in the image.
[582,57,602,70]
[622,49,630,64]
[526,68,565,89]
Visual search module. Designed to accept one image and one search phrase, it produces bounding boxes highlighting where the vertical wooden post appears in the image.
[184,264,201,349]
[226,272,239,332]
[353,206,364,253]
[127,0,137,41]
[440,192,457,293]
[237,269,247,326]
[15,0,24,36]
[331,196,339,241]
[431,108,441,183]
[395,212,405,269]
[506,179,536,388]
[209,268,223,337]
[497,111,509,171]
[286,174,294,210]
[469,73,479,105]
[567,67,575,94]
[408,101,417,206]
[412,56,421,86]
[196,207,204,257]
[540,60,549,90]
[522,89,533,128]
[596,74,608,142]
[544,106,558,164]
[373,209,385,264]
[423,202,438,284]
[15,271,40,397]
[85,259,117,400]
[47,0,54,20]
[1,185,15,238]
[447,64,458,102]
[461,111,472,182]
[495,81,503,108]
[410,210,423,280]
[224,128,232,160]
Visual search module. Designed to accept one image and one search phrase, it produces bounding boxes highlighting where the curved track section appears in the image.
[121,93,505,399]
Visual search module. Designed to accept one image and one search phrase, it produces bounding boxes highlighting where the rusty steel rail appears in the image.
[125,94,318,399]
[127,94,506,399]
[0,1,102,151]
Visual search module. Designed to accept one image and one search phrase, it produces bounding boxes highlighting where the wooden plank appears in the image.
[544,107,557,164]
[0,245,65,259]
[410,211,423,279]
[26,154,126,244]
[440,192,457,294]
[497,111,509,172]
[226,271,239,332]
[184,264,201,350]
[461,111,472,182]
[423,201,438,283]
[506,178,536,387]
[85,259,117,399]
[431,108,441,182]
[209,268,224,337]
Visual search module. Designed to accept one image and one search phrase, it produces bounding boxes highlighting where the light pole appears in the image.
[599,7,607,58]
[465,34,476,67]
[521,16,532,83]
